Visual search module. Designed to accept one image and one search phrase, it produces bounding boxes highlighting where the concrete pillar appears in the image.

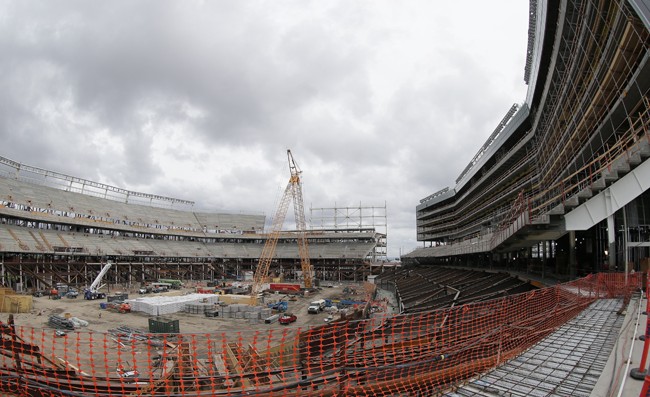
[569,231,577,278]
[541,241,547,279]
[607,214,616,271]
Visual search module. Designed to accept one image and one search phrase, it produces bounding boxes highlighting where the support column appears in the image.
[569,231,577,278]
[624,205,630,275]
[607,214,616,271]
[18,263,23,293]
[541,242,547,279]
[604,189,617,271]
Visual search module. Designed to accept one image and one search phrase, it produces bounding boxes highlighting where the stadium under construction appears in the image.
[0,0,648,396]
[0,153,388,292]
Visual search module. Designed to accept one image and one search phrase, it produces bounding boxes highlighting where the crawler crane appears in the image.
[251,150,313,295]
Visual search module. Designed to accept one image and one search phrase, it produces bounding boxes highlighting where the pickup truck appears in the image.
[279,313,297,324]
[307,299,326,314]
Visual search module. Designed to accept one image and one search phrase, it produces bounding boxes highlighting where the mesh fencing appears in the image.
[0,272,641,397]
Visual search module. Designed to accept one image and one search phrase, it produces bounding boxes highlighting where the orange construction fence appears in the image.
[0,272,640,397]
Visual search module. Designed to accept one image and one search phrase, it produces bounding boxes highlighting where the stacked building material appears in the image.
[108,325,164,345]
[264,314,280,324]
[220,305,231,318]
[48,315,75,330]
[184,302,216,314]
[212,304,268,323]
[127,293,220,316]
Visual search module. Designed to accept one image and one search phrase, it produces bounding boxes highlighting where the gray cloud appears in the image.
[0,0,530,258]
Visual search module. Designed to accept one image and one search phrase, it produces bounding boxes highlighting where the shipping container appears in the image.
[269,283,301,293]
[148,317,180,334]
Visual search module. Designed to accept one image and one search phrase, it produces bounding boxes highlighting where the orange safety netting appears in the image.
[0,272,641,397]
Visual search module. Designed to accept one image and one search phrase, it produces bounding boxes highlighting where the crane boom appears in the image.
[89,261,112,292]
[84,261,112,300]
[252,150,313,294]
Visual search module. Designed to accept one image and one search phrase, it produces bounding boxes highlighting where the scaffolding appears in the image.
[310,202,388,261]
[414,0,650,262]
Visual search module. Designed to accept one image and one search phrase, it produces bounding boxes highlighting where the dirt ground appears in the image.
[0,283,387,397]
[13,284,365,336]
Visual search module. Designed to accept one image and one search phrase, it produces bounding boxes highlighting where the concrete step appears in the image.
[591,177,607,191]
[548,203,565,215]
[602,167,619,182]
[638,138,650,157]
[576,187,593,199]
[613,156,630,173]
[564,195,580,207]
[629,150,643,166]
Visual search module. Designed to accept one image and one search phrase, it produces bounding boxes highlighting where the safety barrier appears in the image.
[0,272,640,397]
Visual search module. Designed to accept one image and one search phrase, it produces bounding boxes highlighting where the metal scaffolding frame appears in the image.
[412,0,650,269]
[309,202,388,261]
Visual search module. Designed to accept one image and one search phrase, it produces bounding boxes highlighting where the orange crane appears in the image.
[252,150,313,295]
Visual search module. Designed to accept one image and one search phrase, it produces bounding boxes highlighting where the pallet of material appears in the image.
[264,314,280,324]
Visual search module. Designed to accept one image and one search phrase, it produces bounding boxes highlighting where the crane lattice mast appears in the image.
[252,150,313,294]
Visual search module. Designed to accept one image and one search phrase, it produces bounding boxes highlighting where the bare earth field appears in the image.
[15,284,359,336]
[0,285,371,397]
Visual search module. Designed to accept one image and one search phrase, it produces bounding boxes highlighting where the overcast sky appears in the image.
[0,1,530,259]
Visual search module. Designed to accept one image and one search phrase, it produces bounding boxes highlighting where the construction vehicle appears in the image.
[51,283,77,299]
[267,301,288,312]
[138,286,152,294]
[84,261,112,300]
[308,299,326,314]
[278,313,297,325]
[337,299,367,307]
[106,302,131,313]
[150,282,172,293]
[157,279,183,289]
[252,150,313,295]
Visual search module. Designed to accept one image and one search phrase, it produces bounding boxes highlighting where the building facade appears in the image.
[406,0,650,278]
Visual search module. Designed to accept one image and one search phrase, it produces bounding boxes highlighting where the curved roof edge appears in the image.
[417,103,530,211]
[0,154,195,209]
[454,103,530,191]
[417,0,556,209]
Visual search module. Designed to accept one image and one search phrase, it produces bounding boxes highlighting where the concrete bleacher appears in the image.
[0,175,265,235]
[0,172,382,263]
[0,223,378,260]
[375,267,537,313]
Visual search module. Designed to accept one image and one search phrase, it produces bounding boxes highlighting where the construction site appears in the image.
[0,271,640,396]
[1,0,650,395]
[0,148,646,396]
[0,148,400,396]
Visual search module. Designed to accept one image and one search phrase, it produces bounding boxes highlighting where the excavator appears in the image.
[251,150,313,295]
